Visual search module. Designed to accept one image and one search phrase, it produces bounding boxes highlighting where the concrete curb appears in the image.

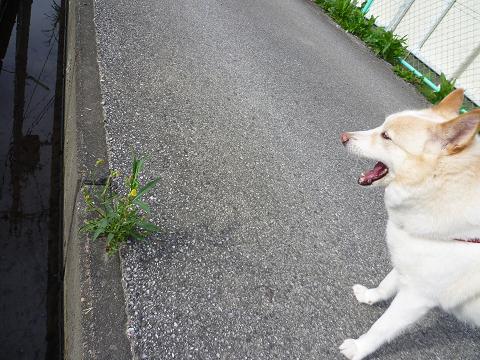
[63,0,131,358]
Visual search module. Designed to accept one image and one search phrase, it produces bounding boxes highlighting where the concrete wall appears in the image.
[63,0,131,358]
[368,0,480,105]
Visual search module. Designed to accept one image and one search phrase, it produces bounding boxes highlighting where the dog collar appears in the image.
[454,238,480,244]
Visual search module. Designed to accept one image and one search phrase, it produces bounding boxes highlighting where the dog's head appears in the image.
[341,89,480,186]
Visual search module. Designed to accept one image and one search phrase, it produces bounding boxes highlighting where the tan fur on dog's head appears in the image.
[341,89,480,186]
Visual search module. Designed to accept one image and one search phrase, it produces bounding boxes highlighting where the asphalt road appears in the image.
[93,0,480,359]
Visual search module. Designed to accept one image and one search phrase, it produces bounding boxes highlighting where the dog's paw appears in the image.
[339,339,365,360]
[353,284,378,305]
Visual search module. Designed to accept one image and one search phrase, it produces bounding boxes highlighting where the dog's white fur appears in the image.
[340,89,480,360]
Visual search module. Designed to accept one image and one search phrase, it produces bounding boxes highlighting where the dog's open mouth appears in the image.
[358,161,389,186]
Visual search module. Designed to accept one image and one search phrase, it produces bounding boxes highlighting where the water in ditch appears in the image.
[0,0,64,358]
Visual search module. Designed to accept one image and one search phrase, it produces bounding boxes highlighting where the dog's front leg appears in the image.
[340,289,433,360]
[353,268,398,305]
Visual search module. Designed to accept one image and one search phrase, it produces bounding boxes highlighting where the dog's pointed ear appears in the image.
[437,109,480,154]
[432,88,464,118]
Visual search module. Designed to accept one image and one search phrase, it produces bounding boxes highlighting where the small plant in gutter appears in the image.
[81,156,159,255]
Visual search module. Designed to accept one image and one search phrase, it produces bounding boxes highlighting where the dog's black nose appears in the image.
[340,132,350,145]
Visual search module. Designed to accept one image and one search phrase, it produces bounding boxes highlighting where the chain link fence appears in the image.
[365,0,480,107]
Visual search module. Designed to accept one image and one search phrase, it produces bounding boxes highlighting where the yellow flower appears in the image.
[96,159,105,166]
[129,188,137,198]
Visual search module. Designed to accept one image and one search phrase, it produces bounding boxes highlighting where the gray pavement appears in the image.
[93,0,480,358]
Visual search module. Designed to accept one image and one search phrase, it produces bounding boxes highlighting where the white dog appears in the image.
[339,89,480,360]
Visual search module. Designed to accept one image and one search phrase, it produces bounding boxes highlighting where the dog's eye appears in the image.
[381,131,391,140]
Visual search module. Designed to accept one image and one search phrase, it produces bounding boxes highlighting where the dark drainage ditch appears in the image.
[0,0,65,358]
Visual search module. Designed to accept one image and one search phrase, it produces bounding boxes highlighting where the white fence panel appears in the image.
[368,0,403,28]
[368,0,480,105]
[394,0,446,50]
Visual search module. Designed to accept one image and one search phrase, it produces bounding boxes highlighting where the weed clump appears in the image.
[81,156,159,255]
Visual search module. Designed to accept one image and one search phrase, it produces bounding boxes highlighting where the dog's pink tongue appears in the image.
[358,162,388,186]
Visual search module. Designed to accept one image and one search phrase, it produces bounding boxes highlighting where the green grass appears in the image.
[81,156,160,255]
[422,73,456,104]
[363,28,406,64]
[392,64,423,87]
[314,0,462,106]
[315,0,406,64]
[393,63,457,105]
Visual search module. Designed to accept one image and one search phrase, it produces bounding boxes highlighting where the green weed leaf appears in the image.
[134,177,160,201]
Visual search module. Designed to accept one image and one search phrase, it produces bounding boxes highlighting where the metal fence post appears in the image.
[387,0,415,32]
[452,43,480,80]
[361,0,374,14]
[386,0,415,32]
[415,0,456,51]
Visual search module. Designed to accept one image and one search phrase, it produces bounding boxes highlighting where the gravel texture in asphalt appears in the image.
[93,0,480,358]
